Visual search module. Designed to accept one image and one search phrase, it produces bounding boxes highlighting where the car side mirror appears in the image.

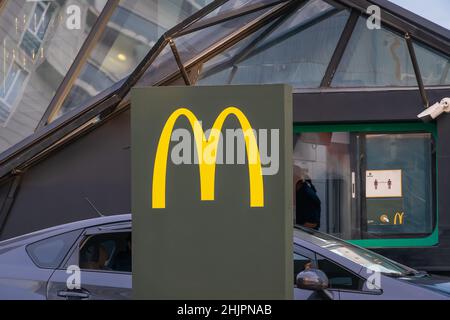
[296,268,334,300]
[296,268,329,291]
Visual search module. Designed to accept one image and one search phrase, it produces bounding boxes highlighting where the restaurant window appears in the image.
[293,126,435,240]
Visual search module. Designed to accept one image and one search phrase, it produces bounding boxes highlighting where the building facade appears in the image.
[0,0,450,272]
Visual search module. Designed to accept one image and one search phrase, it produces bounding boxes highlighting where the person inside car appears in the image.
[80,243,111,270]
[113,234,131,272]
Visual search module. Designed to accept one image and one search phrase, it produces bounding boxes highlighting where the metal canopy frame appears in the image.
[0,0,450,183]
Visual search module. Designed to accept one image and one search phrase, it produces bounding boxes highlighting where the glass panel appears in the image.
[260,0,335,45]
[414,42,450,86]
[195,0,286,23]
[0,0,108,154]
[5,64,28,105]
[316,254,363,290]
[297,229,416,275]
[57,0,212,119]
[197,9,349,88]
[293,130,434,239]
[174,4,280,65]
[26,230,81,269]
[137,44,180,86]
[194,22,275,85]
[79,232,131,272]
[365,133,434,236]
[332,17,416,87]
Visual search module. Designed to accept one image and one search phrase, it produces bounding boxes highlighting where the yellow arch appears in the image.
[394,212,404,225]
[152,107,264,208]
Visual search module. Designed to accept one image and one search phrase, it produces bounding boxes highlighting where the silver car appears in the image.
[0,214,131,300]
[1,214,450,300]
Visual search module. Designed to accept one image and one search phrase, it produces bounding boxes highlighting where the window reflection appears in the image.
[293,130,434,239]
[0,0,108,153]
[194,0,285,24]
[414,42,450,86]
[196,4,348,88]
[56,0,212,119]
[332,17,416,87]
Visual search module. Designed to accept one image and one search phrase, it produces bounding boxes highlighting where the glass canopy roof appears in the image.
[0,0,450,173]
[0,0,212,155]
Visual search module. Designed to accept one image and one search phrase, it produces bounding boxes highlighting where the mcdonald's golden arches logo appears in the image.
[394,212,404,225]
[152,107,264,209]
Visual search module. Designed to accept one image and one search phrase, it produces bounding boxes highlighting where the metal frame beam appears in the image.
[406,33,429,108]
[169,39,192,85]
[175,0,289,37]
[320,9,358,87]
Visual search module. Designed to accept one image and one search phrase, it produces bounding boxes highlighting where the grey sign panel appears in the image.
[132,85,293,299]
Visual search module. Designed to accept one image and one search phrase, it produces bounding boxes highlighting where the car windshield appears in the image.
[295,227,419,277]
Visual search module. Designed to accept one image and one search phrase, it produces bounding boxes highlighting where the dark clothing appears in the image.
[113,250,131,272]
[296,180,321,230]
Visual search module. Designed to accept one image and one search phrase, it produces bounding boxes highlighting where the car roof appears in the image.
[0,214,131,247]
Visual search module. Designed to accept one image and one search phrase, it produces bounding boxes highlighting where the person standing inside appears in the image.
[295,171,321,230]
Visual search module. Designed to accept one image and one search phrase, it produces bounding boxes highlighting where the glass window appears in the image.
[0,62,28,122]
[136,43,180,86]
[197,7,349,88]
[0,0,108,153]
[316,254,363,290]
[79,232,131,273]
[414,42,450,86]
[56,0,212,119]
[293,129,435,239]
[295,228,416,276]
[20,1,55,58]
[332,17,416,87]
[26,230,81,269]
[174,4,281,67]
[365,133,434,236]
[197,0,285,23]
[257,0,335,46]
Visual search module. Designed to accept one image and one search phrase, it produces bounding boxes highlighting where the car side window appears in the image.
[79,232,131,273]
[316,254,363,291]
[26,230,81,269]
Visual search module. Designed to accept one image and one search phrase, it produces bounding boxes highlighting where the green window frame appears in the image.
[293,122,438,248]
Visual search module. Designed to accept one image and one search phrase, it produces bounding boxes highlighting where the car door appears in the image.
[293,245,339,300]
[46,224,132,300]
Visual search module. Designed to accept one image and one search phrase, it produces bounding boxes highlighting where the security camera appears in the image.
[417,97,450,121]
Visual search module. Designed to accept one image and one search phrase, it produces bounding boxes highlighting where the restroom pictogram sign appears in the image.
[366,169,402,198]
